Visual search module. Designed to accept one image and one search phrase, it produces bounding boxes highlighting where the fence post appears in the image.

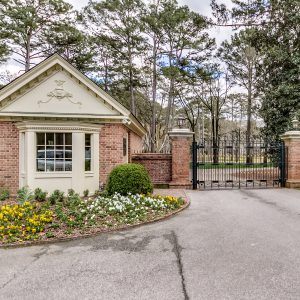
[192,140,198,190]
[279,142,286,187]
[168,128,194,188]
[281,122,300,188]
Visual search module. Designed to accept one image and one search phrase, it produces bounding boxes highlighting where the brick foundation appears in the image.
[131,153,172,185]
[0,122,19,194]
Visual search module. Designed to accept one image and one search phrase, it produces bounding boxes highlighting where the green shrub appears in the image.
[106,163,153,196]
[49,190,64,205]
[65,192,81,206]
[34,188,48,202]
[83,189,89,197]
[17,186,33,204]
[0,188,10,201]
[67,189,75,197]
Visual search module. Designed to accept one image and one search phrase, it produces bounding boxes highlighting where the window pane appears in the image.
[65,133,72,145]
[37,132,72,172]
[55,146,64,159]
[85,147,91,159]
[85,134,91,147]
[55,160,64,171]
[85,159,91,172]
[46,133,54,145]
[46,146,54,158]
[37,146,45,159]
[65,160,72,171]
[37,159,45,172]
[37,133,45,145]
[123,138,127,156]
[46,160,54,172]
[65,146,72,158]
[56,133,64,145]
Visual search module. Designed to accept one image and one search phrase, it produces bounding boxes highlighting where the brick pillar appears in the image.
[168,128,194,188]
[282,130,300,188]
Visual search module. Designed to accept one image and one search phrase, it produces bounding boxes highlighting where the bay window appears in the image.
[36,132,72,172]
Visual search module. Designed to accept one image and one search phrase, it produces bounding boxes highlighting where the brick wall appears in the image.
[131,153,172,184]
[0,122,19,194]
[99,124,143,184]
[128,130,143,161]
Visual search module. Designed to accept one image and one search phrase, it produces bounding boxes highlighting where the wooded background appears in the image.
[0,0,299,151]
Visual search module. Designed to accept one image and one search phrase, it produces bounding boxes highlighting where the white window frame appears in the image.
[36,132,73,173]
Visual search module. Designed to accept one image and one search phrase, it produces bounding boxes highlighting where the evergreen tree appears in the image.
[218,29,259,162]
[43,20,95,73]
[0,0,72,71]
[159,0,214,135]
[84,0,147,115]
[212,0,300,139]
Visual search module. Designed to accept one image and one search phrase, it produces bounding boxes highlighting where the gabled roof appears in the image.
[0,54,146,136]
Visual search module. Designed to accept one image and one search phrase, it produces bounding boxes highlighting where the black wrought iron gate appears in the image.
[192,138,287,190]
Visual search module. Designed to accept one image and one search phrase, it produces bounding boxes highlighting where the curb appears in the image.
[0,191,190,249]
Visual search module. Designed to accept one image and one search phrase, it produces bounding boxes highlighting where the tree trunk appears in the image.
[128,45,136,115]
[25,32,31,72]
[150,38,157,152]
[246,65,253,164]
[104,57,109,92]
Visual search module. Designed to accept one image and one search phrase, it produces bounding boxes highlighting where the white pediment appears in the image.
[0,71,120,117]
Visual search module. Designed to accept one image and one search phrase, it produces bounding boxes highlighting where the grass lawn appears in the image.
[196,162,276,169]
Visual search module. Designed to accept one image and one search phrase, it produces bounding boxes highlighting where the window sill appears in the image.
[34,172,72,179]
[85,171,94,177]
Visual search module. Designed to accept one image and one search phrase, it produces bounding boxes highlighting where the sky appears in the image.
[3,0,235,75]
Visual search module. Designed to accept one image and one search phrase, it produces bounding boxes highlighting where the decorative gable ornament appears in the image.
[37,80,82,107]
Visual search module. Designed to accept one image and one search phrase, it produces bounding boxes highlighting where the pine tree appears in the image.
[83,0,147,115]
[212,0,300,139]
[218,29,259,162]
[0,0,72,71]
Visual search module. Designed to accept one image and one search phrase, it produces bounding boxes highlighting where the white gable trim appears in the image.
[0,54,129,117]
[0,54,146,136]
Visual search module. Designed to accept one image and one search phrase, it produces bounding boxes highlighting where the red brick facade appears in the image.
[169,136,192,188]
[282,136,300,188]
[128,130,143,160]
[0,122,19,194]
[131,132,193,188]
[131,153,172,184]
[99,124,143,184]
[0,122,143,193]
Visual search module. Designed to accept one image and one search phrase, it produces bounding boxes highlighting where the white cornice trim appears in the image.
[0,111,125,119]
[16,121,102,133]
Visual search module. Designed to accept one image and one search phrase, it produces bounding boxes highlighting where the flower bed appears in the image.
[0,193,186,246]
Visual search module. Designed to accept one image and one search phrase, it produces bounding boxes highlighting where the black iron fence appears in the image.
[192,138,287,190]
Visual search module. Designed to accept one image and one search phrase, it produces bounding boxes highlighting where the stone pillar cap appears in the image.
[281,130,300,140]
[168,128,194,138]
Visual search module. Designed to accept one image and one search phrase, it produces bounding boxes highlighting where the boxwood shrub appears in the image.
[106,163,153,195]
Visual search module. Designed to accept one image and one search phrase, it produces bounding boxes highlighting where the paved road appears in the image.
[1,189,300,300]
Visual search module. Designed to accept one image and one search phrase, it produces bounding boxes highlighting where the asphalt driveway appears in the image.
[1,188,300,300]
